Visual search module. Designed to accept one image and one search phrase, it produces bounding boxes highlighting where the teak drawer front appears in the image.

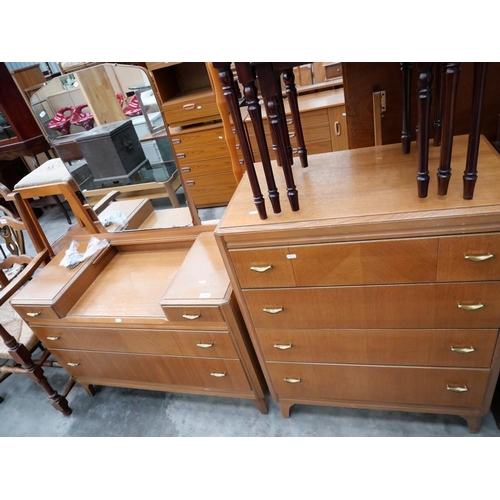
[256,328,498,368]
[173,331,238,358]
[161,305,225,327]
[438,234,500,282]
[52,350,251,392]
[32,327,238,359]
[231,238,438,288]
[244,282,500,329]
[170,127,226,150]
[267,363,489,408]
[229,247,295,288]
[174,141,230,164]
[162,92,219,127]
[290,238,438,286]
[14,305,61,323]
[32,326,182,355]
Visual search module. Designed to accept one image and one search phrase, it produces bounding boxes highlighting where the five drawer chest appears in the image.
[214,135,500,432]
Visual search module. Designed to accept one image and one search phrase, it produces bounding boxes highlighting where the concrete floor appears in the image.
[1,200,500,437]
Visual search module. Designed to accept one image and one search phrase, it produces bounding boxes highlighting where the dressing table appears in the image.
[11,226,267,413]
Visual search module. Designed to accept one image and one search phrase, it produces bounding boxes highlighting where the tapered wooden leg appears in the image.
[83,384,96,396]
[400,62,412,154]
[463,62,488,200]
[0,326,72,416]
[216,63,267,219]
[464,415,481,434]
[437,63,460,196]
[283,68,308,168]
[279,401,293,418]
[252,397,268,414]
[416,63,433,198]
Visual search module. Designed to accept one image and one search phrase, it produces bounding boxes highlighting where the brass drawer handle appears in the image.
[183,103,196,110]
[181,167,191,173]
[176,153,186,159]
[26,312,42,317]
[274,343,292,350]
[67,362,80,367]
[289,132,296,138]
[171,138,181,145]
[464,253,494,262]
[457,303,484,311]
[250,265,272,273]
[446,384,468,393]
[196,342,214,349]
[46,336,61,341]
[284,377,301,384]
[182,313,201,320]
[186,180,195,186]
[263,307,283,314]
[210,372,226,378]
[450,346,475,354]
[286,118,293,125]
[335,121,341,136]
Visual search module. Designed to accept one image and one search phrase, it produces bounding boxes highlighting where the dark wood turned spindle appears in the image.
[401,62,412,154]
[0,328,72,416]
[433,62,444,146]
[416,63,433,198]
[463,62,488,200]
[437,63,460,196]
[216,63,267,219]
[283,68,308,168]
[256,63,299,211]
[235,63,281,214]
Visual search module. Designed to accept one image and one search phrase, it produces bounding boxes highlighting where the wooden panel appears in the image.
[173,331,238,358]
[256,328,498,368]
[438,233,500,282]
[329,105,348,151]
[162,90,219,127]
[290,237,439,286]
[229,247,295,288]
[32,326,182,355]
[51,350,251,392]
[161,305,225,326]
[244,282,500,330]
[267,363,490,408]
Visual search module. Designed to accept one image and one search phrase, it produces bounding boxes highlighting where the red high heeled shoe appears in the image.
[47,106,74,135]
[70,103,95,131]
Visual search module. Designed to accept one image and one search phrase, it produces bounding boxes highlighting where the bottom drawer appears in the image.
[53,350,251,392]
[267,363,490,408]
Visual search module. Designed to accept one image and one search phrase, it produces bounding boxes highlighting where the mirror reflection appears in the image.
[0,109,16,141]
[30,63,190,233]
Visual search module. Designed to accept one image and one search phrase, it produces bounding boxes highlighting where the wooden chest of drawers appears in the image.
[244,88,348,162]
[169,123,238,208]
[11,228,267,414]
[214,135,500,432]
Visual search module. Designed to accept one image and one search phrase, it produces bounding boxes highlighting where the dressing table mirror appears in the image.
[29,63,200,232]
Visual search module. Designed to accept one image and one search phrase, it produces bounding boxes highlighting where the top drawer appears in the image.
[438,233,500,282]
[162,91,219,128]
[230,237,439,288]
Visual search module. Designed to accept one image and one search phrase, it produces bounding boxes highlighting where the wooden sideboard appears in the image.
[244,88,347,162]
[11,227,267,413]
[214,134,500,433]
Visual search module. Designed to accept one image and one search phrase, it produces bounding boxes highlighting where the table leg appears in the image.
[433,62,444,146]
[401,62,413,154]
[416,63,433,198]
[437,63,460,196]
[463,62,488,200]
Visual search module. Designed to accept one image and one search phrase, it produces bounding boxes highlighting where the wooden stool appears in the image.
[13,158,101,256]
